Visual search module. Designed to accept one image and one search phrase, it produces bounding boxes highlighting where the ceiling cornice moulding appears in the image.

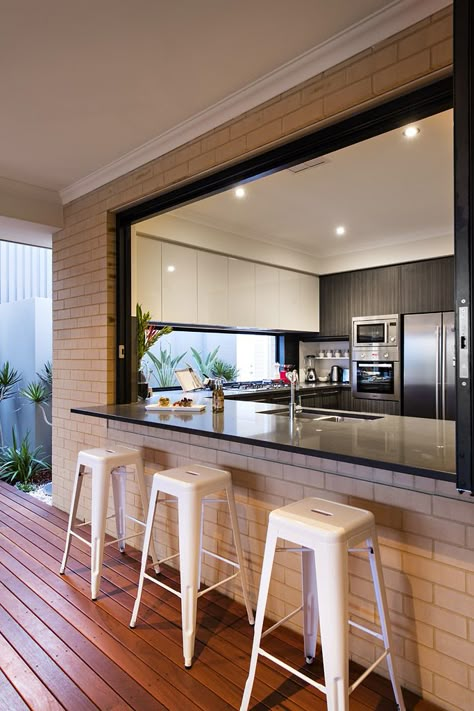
[60,0,451,205]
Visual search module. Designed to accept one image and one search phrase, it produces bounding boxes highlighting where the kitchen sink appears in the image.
[258,407,383,422]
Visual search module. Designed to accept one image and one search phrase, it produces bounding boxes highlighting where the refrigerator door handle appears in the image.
[435,325,440,419]
[441,324,447,420]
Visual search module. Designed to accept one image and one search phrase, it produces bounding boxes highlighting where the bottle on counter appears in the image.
[212,377,224,413]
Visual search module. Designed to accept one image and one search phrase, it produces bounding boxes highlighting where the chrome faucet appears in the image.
[287,369,299,419]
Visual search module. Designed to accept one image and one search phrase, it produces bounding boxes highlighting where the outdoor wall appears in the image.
[51,7,471,710]
[0,297,52,456]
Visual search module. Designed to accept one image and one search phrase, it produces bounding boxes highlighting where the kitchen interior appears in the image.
[131,108,454,425]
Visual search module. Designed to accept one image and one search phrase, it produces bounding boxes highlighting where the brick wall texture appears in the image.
[53,7,474,710]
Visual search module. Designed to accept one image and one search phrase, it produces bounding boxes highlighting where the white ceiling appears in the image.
[164,110,453,269]
[0,0,448,206]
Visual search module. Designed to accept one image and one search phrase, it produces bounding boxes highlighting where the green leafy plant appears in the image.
[210,358,239,382]
[0,429,51,487]
[136,304,173,369]
[188,346,220,379]
[146,344,187,388]
[38,361,53,393]
[21,361,53,427]
[0,362,22,446]
[21,381,52,426]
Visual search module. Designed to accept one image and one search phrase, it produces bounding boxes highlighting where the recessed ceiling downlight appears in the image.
[234,186,246,198]
[167,265,176,272]
[335,226,346,236]
[402,125,420,139]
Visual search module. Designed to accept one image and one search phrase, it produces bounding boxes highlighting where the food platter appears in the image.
[145,396,206,412]
[145,403,206,412]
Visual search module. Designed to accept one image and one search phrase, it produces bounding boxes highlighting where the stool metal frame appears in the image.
[60,447,157,600]
[130,464,254,668]
[241,497,405,711]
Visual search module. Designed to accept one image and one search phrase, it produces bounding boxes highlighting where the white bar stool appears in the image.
[241,497,405,711]
[130,464,254,668]
[60,446,157,600]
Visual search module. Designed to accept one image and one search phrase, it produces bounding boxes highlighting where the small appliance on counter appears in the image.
[304,355,317,382]
[279,364,296,384]
[342,368,350,383]
[330,365,343,382]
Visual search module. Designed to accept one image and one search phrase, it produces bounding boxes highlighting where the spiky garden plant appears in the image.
[0,429,51,488]
[0,362,22,446]
[188,346,220,379]
[146,344,187,388]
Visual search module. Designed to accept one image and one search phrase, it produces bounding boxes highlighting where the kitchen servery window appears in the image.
[143,330,276,388]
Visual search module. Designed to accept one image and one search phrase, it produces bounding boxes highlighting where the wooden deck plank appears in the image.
[0,500,302,711]
[0,643,51,711]
[0,528,225,711]
[0,606,95,711]
[0,491,335,711]
[0,482,444,711]
[0,563,158,711]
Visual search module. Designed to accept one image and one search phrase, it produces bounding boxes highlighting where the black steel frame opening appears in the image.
[114,70,474,492]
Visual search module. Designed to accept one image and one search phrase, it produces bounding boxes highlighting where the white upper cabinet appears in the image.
[279,269,300,330]
[228,258,256,328]
[298,273,319,332]
[197,251,228,326]
[134,236,162,321]
[161,242,197,323]
[279,269,319,332]
[255,264,279,330]
[135,235,319,330]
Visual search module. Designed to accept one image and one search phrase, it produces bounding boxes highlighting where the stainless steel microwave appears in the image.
[352,314,399,348]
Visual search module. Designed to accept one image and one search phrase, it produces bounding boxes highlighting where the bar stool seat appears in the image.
[59,446,157,600]
[241,497,405,711]
[130,464,254,668]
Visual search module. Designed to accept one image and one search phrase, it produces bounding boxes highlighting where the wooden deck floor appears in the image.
[0,481,442,711]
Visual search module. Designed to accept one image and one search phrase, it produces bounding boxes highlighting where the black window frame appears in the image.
[115,73,474,488]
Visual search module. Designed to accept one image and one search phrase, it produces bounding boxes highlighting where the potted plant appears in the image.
[136,304,172,399]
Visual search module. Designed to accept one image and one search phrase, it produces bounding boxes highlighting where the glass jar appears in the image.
[212,377,224,413]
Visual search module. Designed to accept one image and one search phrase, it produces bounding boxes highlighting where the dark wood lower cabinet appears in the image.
[231,388,399,415]
[351,397,400,415]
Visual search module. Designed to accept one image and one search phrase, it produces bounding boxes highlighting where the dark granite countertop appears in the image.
[72,393,456,482]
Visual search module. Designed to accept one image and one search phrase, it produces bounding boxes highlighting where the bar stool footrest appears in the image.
[261,605,304,639]
[349,650,388,693]
[259,648,327,694]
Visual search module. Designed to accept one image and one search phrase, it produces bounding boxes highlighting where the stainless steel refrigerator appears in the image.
[403,312,455,420]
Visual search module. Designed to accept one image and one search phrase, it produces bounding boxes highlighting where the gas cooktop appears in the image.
[222,380,290,391]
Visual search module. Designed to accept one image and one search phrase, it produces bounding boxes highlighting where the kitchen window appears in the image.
[144,330,277,388]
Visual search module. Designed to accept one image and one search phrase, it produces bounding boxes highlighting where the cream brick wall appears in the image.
[87,421,472,711]
[52,6,470,709]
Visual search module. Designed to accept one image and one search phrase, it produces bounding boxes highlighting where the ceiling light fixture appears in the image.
[234,186,246,199]
[167,265,176,272]
[335,226,346,236]
[402,126,420,139]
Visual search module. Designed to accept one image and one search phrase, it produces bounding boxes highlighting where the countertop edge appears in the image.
[71,406,456,483]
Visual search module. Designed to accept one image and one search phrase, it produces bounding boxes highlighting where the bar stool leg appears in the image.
[367,536,406,711]
[111,466,127,553]
[315,542,349,711]
[226,484,254,625]
[301,547,318,664]
[90,462,110,600]
[198,501,205,592]
[130,478,160,628]
[59,461,86,575]
[240,527,278,711]
[135,457,159,567]
[178,490,202,668]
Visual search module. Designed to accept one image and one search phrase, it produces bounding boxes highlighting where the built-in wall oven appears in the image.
[351,315,400,401]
